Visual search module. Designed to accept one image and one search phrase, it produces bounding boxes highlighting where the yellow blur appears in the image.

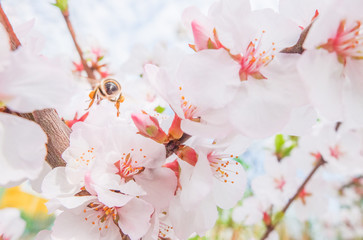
[0,186,48,217]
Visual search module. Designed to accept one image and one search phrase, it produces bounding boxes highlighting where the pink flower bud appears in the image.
[131,111,168,143]
[263,212,271,226]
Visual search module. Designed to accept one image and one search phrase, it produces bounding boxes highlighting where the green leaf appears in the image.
[282,144,296,157]
[274,134,285,153]
[52,0,68,12]
[154,105,165,113]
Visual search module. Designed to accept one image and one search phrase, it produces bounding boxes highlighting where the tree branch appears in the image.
[165,133,192,158]
[60,7,98,88]
[20,109,70,167]
[0,3,21,50]
[260,157,326,240]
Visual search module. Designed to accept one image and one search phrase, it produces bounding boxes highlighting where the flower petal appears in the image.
[0,113,46,187]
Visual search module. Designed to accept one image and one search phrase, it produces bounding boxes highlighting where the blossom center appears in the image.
[158,222,174,239]
[233,31,276,81]
[74,147,95,168]
[320,19,363,64]
[207,153,240,184]
[178,86,199,121]
[298,188,312,205]
[83,202,119,232]
[115,149,146,181]
[274,176,286,191]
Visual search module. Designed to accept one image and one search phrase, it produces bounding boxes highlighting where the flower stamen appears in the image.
[320,19,363,64]
[234,30,276,81]
[207,152,240,184]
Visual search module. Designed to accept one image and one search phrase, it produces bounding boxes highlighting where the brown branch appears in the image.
[335,122,342,132]
[0,6,70,169]
[61,8,98,88]
[260,157,326,240]
[20,109,70,168]
[165,133,191,158]
[280,21,314,54]
[0,3,21,50]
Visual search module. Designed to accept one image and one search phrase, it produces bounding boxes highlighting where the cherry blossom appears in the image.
[298,0,363,126]
[145,51,235,139]
[251,155,299,208]
[291,123,363,176]
[50,196,153,240]
[42,118,177,239]
[169,0,308,138]
[2,0,363,239]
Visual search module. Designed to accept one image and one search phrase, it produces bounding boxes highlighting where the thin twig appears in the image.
[61,8,98,87]
[280,21,314,54]
[335,122,342,132]
[260,157,326,240]
[260,23,323,239]
[0,3,21,50]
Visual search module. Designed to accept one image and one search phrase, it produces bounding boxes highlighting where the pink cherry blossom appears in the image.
[298,0,363,126]
[167,1,308,138]
[50,196,153,240]
[251,155,299,208]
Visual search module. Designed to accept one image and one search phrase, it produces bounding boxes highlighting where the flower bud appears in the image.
[131,111,168,143]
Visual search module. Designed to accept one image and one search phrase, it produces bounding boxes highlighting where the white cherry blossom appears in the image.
[173,1,308,138]
[50,196,153,240]
[298,0,363,126]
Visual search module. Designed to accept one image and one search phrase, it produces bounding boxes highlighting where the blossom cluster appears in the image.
[0,0,362,239]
